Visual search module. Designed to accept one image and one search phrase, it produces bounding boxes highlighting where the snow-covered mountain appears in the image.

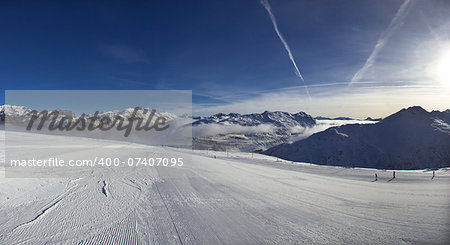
[192,111,379,152]
[192,111,317,152]
[0,105,189,147]
[0,105,177,124]
[265,106,450,170]
[194,111,316,128]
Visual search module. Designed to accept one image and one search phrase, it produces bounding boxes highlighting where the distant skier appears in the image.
[375,173,378,181]
[393,171,396,179]
[432,170,435,179]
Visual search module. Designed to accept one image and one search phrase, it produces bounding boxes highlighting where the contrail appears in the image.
[260,0,310,97]
[350,0,412,85]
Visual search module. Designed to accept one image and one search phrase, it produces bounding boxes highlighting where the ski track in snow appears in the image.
[12,184,78,231]
[0,131,449,244]
[101,180,109,198]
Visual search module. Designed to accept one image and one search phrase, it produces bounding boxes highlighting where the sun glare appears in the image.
[438,50,450,86]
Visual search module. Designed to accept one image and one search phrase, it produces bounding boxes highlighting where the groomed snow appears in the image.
[0,131,449,244]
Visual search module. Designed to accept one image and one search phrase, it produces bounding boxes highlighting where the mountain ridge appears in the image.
[265,106,450,170]
[193,110,316,128]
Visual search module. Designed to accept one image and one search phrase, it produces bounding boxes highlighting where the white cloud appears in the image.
[259,0,310,97]
[102,45,148,63]
[350,0,413,84]
[193,124,276,137]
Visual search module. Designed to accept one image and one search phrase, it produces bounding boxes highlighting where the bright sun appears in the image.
[438,50,450,85]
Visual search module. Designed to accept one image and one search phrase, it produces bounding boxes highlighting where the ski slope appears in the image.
[0,131,449,244]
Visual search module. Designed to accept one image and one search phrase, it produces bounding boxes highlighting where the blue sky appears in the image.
[1,0,449,118]
[5,90,192,115]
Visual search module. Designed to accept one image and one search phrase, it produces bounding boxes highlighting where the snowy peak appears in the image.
[383,106,429,121]
[193,110,316,128]
[1,105,176,119]
[431,109,450,124]
[380,106,450,133]
[265,106,450,170]
[0,105,178,126]
[0,105,33,118]
[403,105,428,113]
